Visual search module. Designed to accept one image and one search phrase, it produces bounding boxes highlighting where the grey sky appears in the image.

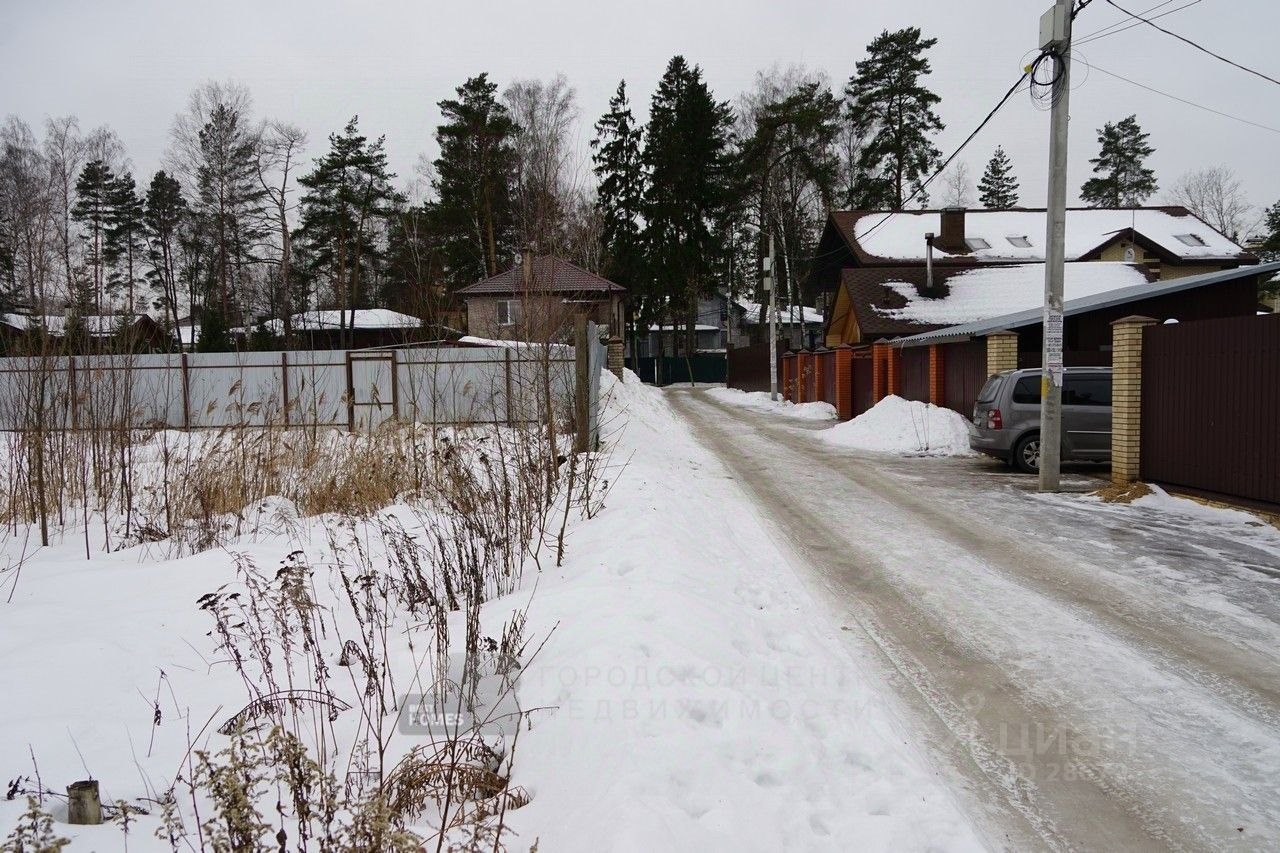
[4,0,1277,225]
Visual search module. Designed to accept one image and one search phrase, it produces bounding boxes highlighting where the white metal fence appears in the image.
[0,342,598,432]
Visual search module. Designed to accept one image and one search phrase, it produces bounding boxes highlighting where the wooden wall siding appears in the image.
[1141,314,1280,507]
[852,348,875,417]
[901,347,930,403]
[942,338,988,415]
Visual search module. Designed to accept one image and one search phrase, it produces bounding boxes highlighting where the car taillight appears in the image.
[987,409,1002,430]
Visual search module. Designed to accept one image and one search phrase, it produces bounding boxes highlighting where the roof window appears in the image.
[1006,235,1033,248]
[965,237,991,251]
[1174,233,1208,247]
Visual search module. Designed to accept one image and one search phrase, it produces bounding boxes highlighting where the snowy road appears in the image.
[669,388,1280,852]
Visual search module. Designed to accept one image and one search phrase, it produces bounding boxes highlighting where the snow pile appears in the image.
[821,395,974,456]
[876,262,1151,324]
[1131,484,1278,528]
[704,386,837,421]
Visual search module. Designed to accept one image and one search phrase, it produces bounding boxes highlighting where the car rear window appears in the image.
[976,375,1003,402]
[1012,376,1041,405]
[1065,375,1112,406]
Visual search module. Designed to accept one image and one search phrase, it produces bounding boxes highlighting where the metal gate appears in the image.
[1141,314,1280,506]
[346,351,398,431]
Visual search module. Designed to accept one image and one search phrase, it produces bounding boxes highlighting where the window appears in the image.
[1174,233,1208,247]
[1064,375,1111,406]
[1006,235,1032,248]
[1012,376,1041,405]
[965,237,991,251]
[496,299,522,326]
[977,375,1004,403]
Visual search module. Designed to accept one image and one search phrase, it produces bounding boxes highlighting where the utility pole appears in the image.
[766,233,778,401]
[1038,0,1073,492]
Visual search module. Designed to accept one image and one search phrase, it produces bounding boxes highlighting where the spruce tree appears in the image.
[72,159,116,314]
[1080,115,1157,207]
[106,171,145,311]
[432,74,518,288]
[642,56,736,355]
[295,116,400,346]
[144,171,188,336]
[977,146,1020,208]
[845,28,944,209]
[591,81,647,329]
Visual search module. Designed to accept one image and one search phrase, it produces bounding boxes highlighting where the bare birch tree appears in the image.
[504,75,580,254]
[1166,165,1251,242]
[256,121,307,343]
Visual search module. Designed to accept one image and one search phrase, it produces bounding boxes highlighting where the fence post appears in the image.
[928,344,945,406]
[280,351,290,427]
[607,336,624,380]
[574,314,590,454]
[835,345,853,420]
[871,340,889,404]
[1110,315,1157,485]
[796,349,810,403]
[985,330,1019,376]
[504,347,514,425]
[68,355,78,429]
[180,352,191,429]
[887,344,902,397]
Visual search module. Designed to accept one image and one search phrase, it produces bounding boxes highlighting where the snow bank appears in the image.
[1132,484,1277,528]
[821,395,974,456]
[704,386,837,421]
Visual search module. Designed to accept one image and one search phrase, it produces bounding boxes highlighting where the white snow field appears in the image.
[820,395,974,456]
[704,385,838,421]
[0,370,983,851]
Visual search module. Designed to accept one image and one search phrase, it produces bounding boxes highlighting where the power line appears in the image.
[1075,0,1202,46]
[1087,61,1280,135]
[1103,0,1280,87]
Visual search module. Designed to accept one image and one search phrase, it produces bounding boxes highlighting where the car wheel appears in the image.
[1013,432,1040,474]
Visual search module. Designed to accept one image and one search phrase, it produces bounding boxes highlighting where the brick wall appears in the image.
[1110,315,1157,484]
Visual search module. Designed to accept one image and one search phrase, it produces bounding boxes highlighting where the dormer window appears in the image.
[1174,233,1208,247]
[965,237,991,251]
[1006,236,1032,248]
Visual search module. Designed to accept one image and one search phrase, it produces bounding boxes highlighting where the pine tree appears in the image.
[72,159,116,314]
[845,28,944,209]
[106,171,145,311]
[432,74,519,288]
[977,146,1020,208]
[591,80,647,329]
[642,56,736,355]
[1080,115,1157,207]
[144,170,188,337]
[295,116,400,347]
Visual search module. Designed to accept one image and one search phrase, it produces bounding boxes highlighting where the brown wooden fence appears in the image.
[852,348,874,417]
[1141,314,1280,507]
[901,347,929,404]
[942,339,987,415]
[726,341,783,393]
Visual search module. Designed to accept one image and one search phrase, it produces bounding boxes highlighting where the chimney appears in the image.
[521,247,533,292]
[924,232,935,295]
[939,206,967,253]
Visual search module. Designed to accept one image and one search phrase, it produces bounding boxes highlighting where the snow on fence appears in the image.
[0,344,583,431]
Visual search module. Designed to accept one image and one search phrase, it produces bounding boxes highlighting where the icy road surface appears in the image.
[670,387,1280,852]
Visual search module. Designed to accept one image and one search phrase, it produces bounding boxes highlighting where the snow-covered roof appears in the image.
[256,309,422,333]
[736,299,824,325]
[845,208,1248,263]
[2,313,151,336]
[873,263,1152,325]
[892,261,1280,347]
[649,324,721,332]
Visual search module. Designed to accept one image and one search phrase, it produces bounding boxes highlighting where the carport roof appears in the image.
[890,262,1280,348]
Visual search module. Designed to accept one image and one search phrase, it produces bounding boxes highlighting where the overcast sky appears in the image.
[5,0,1278,227]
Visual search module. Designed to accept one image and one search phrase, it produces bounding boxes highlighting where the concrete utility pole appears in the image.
[1038,0,1073,492]
[766,233,779,401]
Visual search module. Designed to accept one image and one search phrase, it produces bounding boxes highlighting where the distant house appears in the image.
[808,205,1259,347]
[237,309,438,350]
[457,254,625,342]
[635,293,824,356]
[1,313,176,353]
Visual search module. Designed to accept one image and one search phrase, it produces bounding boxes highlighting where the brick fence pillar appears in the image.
[813,348,825,404]
[871,340,889,404]
[1110,315,1158,485]
[834,345,853,420]
[928,344,945,406]
[796,349,811,403]
[606,336,624,380]
[887,345,903,397]
[985,330,1019,377]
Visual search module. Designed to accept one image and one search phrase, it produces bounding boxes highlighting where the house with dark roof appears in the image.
[1,313,176,353]
[809,206,1259,348]
[457,254,625,342]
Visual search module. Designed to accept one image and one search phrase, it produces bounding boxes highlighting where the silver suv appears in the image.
[969,367,1113,474]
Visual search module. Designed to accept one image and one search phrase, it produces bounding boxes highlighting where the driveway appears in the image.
[667,387,1280,852]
